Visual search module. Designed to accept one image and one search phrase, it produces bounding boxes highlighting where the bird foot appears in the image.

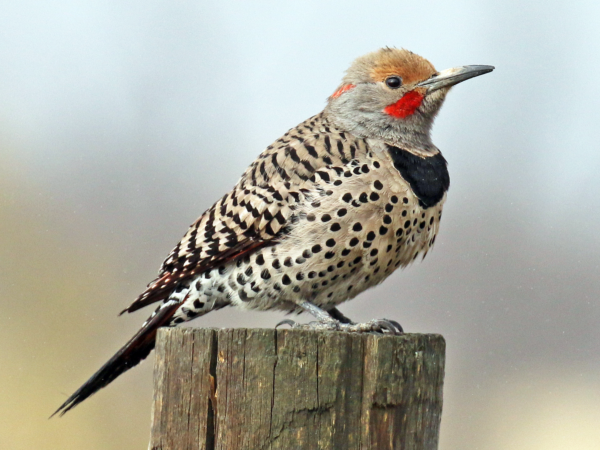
[276,318,403,335]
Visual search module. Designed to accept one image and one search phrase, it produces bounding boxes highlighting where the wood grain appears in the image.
[149,328,445,450]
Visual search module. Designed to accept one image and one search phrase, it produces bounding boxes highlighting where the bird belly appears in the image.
[184,155,447,315]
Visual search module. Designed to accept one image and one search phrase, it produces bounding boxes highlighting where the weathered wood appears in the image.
[149,328,445,450]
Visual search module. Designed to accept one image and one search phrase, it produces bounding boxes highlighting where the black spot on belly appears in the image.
[387,145,450,208]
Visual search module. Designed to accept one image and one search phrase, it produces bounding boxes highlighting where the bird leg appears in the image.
[326,306,353,324]
[276,300,403,334]
[326,305,404,332]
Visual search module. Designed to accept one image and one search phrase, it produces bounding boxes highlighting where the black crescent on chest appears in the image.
[387,145,450,209]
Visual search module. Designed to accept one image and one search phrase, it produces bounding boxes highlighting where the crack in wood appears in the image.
[150,329,445,450]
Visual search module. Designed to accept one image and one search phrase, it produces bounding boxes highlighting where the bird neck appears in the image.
[323,108,437,156]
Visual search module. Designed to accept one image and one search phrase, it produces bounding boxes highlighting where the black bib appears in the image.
[387,145,450,209]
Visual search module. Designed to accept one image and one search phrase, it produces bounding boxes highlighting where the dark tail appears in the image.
[51,302,179,417]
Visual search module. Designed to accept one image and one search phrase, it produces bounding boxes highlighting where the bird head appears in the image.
[325,47,494,148]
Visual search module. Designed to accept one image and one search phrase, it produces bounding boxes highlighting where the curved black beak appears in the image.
[417,65,494,93]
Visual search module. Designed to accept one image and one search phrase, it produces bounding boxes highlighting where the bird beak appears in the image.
[417,65,494,93]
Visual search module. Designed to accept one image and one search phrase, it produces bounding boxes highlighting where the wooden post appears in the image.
[149,328,445,450]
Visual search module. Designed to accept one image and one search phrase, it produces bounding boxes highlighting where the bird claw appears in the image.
[343,318,403,335]
[275,318,403,335]
[276,319,298,328]
[383,318,404,333]
[276,319,340,331]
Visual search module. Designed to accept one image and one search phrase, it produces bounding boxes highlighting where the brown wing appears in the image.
[119,184,291,314]
[120,239,267,314]
[120,112,370,314]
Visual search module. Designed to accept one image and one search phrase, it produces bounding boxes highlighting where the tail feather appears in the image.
[51,301,180,417]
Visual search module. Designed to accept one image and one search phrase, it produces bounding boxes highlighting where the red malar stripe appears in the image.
[384,91,425,118]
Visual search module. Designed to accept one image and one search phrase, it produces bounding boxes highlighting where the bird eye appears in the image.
[385,76,402,89]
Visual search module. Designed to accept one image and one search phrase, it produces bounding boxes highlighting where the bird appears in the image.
[53,47,493,416]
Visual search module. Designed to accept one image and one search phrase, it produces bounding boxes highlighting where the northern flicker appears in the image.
[53,48,493,416]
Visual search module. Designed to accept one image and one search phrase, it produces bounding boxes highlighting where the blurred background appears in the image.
[1,1,599,448]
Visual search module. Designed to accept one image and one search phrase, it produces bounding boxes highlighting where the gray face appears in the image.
[324,48,493,150]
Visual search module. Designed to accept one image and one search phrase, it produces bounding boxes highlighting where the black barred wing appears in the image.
[121,113,370,314]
